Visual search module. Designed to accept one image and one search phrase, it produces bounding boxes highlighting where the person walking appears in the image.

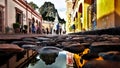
[59,27,62,35]
[72,24,76,33]
[32,23,35,33]
[56,23,59,34]
[46,27,49,34]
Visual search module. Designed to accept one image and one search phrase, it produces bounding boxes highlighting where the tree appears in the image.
[28,2,38,10]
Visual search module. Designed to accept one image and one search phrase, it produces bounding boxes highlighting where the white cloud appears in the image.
[27,0,66,20]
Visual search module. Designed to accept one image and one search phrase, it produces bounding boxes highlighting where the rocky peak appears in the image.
[39,2,65,23]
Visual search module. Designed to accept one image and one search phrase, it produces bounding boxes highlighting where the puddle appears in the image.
[26,51,67,68]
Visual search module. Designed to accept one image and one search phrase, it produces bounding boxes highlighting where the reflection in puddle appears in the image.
[39,46,62,65]
[26,46,74,68]
[27,51,67,68]
[40,51,59,65]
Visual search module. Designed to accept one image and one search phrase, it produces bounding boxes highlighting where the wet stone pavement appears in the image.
[0,34,120,68]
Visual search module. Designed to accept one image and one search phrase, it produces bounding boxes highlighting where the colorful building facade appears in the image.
[97,0,120,29]
[0,0,42,34]
[66,0,120,33]
[66,0,73,33]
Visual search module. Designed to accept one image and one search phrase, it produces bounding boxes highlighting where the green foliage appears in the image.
[58,18,66,24]
[13,23,20,29]
[42,16,55,22]
[24,25,28,29]
[28,1,39,10]
[69,26,73,31]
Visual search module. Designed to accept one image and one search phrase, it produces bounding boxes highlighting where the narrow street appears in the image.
[1,0,120,68]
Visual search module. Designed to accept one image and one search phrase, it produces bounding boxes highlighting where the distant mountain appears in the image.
[39,2,65,24]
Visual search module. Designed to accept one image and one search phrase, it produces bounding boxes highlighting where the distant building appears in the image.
[0,0,42,34]
[42,20,54,34]
[65,0,73,33]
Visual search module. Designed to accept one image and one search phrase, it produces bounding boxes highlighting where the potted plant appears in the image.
[23,25,28,33]
[5,26,10,34]
[13,23,20,33]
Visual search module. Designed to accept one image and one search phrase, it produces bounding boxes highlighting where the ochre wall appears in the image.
[75,17,78,32]
[77,12,82,31]
[66,13,71,33]
[97,0,114,20]
[115,0,120,15]
[97,0,115,29]
[97,13,115,29]
[115,0,120,27]
[83,3,89,30]
[66,1,73,33]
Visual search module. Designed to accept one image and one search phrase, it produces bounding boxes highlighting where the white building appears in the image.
[0,0,42,34]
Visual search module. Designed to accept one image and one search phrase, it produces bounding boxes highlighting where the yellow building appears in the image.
[97,0,120,29]
[66,0,92,33]
[66,0,73,33]
[66,0,120,33]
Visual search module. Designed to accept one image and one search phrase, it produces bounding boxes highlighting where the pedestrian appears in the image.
[63,30,66,34]
[32,23,35,33]
[53,29,56,34]
[42,29,45,34]
[59,28,62,35]
[92,12,96,30]
[46,28,49,34]
[72,24,76,33]
[56,23,59,34]
[20,25,23,33]
[37,27,41,34]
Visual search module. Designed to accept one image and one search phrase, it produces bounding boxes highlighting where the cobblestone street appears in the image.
[0,34,120,68]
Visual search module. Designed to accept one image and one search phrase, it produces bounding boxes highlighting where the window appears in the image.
[15,7,23,24]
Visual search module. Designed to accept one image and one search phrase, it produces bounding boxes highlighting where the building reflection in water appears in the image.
[27,46,67,68]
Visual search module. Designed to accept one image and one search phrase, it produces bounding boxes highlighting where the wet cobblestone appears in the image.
[0,34,120,68]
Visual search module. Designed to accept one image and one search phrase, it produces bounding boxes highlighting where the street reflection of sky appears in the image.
[27,51,67,68]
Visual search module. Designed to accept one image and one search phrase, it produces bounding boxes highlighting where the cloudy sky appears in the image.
[27,0,66,20]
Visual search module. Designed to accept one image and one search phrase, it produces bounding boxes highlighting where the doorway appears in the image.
[15,7,23,24]
[0,6,4,33]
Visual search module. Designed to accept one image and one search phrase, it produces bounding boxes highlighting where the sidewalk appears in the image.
[0,34,61,40]
[0,34,44,40]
